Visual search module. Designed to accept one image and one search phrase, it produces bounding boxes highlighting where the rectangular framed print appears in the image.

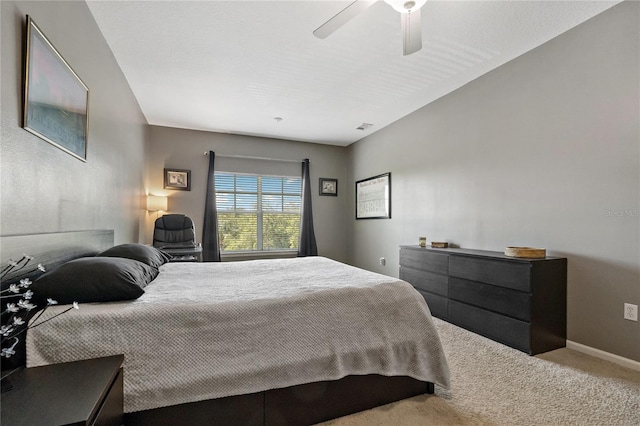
[23,16,89,161]
[164,168,191,191]
[356,173,391,219]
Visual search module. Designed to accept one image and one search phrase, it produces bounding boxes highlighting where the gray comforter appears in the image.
[27,257,450,413]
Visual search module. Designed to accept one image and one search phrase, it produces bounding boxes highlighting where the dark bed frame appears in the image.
[1,230,434,425]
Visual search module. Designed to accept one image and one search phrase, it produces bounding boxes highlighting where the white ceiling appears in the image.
[86,0,620,146]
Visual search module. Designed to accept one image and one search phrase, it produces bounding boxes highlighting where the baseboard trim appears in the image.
[566,340,640,372]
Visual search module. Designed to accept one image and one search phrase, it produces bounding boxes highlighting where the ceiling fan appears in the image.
[313,0,427,56]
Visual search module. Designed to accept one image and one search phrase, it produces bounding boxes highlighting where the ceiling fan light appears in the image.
[384,0,427,14]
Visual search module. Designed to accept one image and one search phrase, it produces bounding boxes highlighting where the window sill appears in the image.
[221,250,298,262]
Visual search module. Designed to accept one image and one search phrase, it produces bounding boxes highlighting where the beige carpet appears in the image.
[319,318,640,426]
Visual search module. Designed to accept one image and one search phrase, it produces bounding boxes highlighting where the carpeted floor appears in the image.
[319,318,640,425]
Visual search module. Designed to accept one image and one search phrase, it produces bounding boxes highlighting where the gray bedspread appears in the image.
[27,257,450,413]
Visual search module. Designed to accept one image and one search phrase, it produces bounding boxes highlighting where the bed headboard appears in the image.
[1,230,114,371]
[1,230,114,281]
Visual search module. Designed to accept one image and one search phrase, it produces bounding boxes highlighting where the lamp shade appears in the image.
[147,195,168,212]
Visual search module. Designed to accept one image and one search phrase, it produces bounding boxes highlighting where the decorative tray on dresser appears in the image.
[399,245,567,355]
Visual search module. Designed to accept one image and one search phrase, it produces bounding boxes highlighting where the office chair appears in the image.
[152,214,202,262]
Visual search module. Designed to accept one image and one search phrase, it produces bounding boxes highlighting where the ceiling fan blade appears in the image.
[313,0,377,39]
[401,9,423,56]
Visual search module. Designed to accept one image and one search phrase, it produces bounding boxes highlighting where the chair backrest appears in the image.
[152,214,197,249]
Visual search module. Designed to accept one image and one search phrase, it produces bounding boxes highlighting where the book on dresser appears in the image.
[399,245,567,355]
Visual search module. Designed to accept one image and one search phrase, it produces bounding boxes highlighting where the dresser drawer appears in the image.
[449,256,531,292]
[399,248,448,274]
[415,289,448,319]
[449,277,531,322]
[449,300,531,353]
[400,266,448,296]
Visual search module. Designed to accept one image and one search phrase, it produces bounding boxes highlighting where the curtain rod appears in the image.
[203,152,305,163]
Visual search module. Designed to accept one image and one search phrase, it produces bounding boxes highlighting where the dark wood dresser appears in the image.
[399,245,567,355]
[1,355,124,426]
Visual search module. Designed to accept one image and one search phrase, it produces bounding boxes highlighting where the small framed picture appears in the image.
[164,168,191,191]
[319,178,338,196]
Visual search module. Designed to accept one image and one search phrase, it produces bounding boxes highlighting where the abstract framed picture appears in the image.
[355,172,391,219]
[319,178,338,196]
[23,16,89,162]
[164,168,191,191]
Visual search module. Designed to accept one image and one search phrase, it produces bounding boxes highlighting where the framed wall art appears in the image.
[356,172,391,219]
[23,16,89,162]
[164,168,191,191]
[319,178,338,196]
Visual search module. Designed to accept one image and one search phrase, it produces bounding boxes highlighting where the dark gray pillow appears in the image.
[31,257,158,305]
[97,243,171,268]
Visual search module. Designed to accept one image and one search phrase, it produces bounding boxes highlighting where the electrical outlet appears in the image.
[624,303,638,321]
[379,257,386,266]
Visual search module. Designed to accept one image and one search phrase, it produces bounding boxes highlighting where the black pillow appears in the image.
[30,257,158,305]
[97,243,171,268]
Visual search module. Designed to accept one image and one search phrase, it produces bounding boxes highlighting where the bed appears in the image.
[2,230,450,425]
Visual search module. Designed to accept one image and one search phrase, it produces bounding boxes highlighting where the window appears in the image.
[215,173,302,252]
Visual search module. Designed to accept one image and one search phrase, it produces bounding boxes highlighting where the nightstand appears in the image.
[1,355,124,426]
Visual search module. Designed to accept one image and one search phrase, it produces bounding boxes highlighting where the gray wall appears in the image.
[144,125,350,262]
[347,2,639,361]
[1,1,147,243]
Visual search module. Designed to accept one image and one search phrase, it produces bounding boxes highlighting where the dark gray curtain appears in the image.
[298,159,318,256]
[202,151,221,262]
